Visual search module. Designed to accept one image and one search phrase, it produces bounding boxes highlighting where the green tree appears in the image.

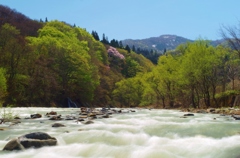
[122,57,143,78]
[156,54,180,107]
[119,41,123,48]
[91,30,100,41]
[0,23,28,105]
[224,49,240,90]
[143,69,167,108]
[132,45,136,52]
[177,40,224,108]
[125,45,131,53]
[113,76,145,107]
[0,68,7,103]
[27,21,100,105]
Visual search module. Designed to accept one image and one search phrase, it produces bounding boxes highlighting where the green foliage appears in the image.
[2,7,240,109]
[117,48,154,78]
[113,76,145,107]
[26,21,100,104]
[0,68,7,101]
[0,23,29,105]
[215,90,240,99]
[0,107,19,122]
[141,68,167,107]
[113,40,239,108]
[122,57,143,78]
[1,19,150,107]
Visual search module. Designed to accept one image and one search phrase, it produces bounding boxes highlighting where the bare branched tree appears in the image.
[220,23,240,58]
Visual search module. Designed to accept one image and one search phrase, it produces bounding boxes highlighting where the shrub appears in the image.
[215,90,240,99]
[0,107,19,123]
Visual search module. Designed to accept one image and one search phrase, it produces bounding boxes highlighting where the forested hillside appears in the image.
[113,41,240,108]
[0,5,154,107]
[0,5,239,109]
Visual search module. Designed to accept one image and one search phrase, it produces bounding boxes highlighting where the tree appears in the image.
[91,30,100,41]
[0,68,7,102]
[132,45,136,52]
[0,23,28,105]
[122,57,143,78]
[220,23,240,58]
[177,40,223,108]
[225,49,240,90]
[156,54,180,108]
[113,76,145,107]
[0,5,42,37]
[119,41,123,48]
[101,33,109,44]
[27,21,100,105]
[110,39,119,48]
[125,45,131,53]
[143,69,167,108]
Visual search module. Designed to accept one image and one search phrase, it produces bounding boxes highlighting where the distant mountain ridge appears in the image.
[122,34,224,52]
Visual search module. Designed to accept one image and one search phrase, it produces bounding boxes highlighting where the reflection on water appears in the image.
[0,108,240,158]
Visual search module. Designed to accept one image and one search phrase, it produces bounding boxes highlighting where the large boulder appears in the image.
[3,132,57,151]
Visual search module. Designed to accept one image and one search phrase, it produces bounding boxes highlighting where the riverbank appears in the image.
[178,107,240,115]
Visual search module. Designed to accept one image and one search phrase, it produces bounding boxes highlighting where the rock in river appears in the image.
[183,113,194,116]
[52,123,65,127]
[83,120,94,125]
[30,113,42,119]
[3,132,57,151]
[232,115,240,120]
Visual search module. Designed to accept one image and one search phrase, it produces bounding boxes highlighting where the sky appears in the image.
[0,0,240,41]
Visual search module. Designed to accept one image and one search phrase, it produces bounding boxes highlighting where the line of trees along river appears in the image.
[0,5,239,108]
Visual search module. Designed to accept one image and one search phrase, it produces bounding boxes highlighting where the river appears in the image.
[0,107,240,158]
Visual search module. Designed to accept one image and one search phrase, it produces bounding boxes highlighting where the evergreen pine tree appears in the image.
[132,45,136,52]
[125,45,131,53]
[119,41,123,48]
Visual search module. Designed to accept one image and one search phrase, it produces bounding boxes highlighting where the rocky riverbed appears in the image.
[0,107,240,158]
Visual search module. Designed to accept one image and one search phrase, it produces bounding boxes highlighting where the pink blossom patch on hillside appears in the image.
[107,46,125,59]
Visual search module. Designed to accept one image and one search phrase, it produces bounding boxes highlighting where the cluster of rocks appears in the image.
[1,107,137,151]
[180,107,240,120]
[27,108,135,123]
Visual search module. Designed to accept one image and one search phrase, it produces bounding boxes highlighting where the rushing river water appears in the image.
[0,107,240,158]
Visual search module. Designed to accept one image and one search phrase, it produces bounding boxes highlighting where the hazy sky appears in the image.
[0,0,239,41]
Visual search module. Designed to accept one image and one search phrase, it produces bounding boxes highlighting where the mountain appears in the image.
[122,35,225,52]
[122,35,193,52]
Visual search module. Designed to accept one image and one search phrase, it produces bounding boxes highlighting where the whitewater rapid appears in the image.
[0,108,240,158]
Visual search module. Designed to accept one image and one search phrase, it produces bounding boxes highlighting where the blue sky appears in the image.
[0,0,239,41]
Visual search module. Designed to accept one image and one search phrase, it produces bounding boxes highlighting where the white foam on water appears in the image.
[1,108,240,158]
